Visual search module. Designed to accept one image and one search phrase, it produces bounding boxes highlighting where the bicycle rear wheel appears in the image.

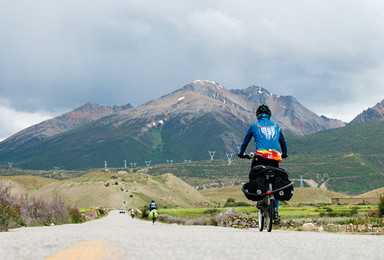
[258,208,264,232]
[265,197,274,232]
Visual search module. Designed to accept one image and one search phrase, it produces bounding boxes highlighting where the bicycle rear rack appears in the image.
[242,181,294,200]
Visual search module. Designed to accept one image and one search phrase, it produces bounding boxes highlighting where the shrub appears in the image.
[1,181,85,230]
[0,182,22,230]
[204,208,222,215]
[224,198,251,207]
[350,206,359,217]
[365,209,379,218]
[141,207,148,218]
[0,198,19,231]
[68,206,85,223]
[97,208,106,216]
[157,214,186,225]
[378,193,384,218]
[185,216,211,225]
[226,198,235,204]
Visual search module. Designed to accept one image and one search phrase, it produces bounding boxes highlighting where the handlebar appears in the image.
[239,152,287,160]
[238,153,254,160]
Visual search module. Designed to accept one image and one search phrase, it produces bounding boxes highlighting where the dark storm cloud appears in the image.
[1,0,384,140]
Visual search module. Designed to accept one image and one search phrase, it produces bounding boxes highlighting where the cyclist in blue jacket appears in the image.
[238,104,288,221]
[149,200,157,211]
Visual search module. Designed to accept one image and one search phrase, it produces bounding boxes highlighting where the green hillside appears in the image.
[283,119,384,194]
[0,112,247,170]
[1,117,384,195]
[135,120,384,195]
[287,119,384,167]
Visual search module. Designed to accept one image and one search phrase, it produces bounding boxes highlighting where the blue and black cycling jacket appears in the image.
[149,202,157,211]
[238,113,288,157]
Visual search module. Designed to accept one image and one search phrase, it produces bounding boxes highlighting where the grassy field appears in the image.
[0,175,58,191]
[160,204,379,225]
[200,187,348,206]
[160,204,378,219]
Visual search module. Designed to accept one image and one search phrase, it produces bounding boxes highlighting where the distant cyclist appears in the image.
[130,209,135,219]
[238,104,288,221]
[149,200,157,211]
[148,200,158,223]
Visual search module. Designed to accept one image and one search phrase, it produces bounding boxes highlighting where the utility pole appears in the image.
[104,161,108,168]
[145,161,151,167]
[166,160,173,165]
[226,153,233,165]
[130,162,136,168]
[208,151,215,161]
[8,162,13,168]
[124,160,127,168]
[300,175,304,188]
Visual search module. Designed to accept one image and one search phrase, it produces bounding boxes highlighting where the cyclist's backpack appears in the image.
[273,168,294,201]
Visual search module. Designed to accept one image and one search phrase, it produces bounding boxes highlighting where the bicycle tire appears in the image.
[258,208,264,232]
[266,198,274,232]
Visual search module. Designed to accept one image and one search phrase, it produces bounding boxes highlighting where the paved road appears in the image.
[1,210,384,260]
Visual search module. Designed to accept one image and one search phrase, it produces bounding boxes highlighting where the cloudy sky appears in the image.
[1,0,384,141]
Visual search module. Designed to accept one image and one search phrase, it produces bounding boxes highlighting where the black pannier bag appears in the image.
[242,165,267,201]
[242,165,294,201]
[272,168,294,201]
[249,165,267,180]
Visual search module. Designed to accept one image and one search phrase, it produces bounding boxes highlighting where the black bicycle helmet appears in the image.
[256,104,271,117]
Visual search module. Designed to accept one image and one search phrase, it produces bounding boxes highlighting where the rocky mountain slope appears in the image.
[349,99,384,125]
[0,80,346,169]
[0,103,132,153]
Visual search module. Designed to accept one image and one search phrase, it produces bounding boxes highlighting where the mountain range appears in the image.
[0,102,132,154]
[0,80,381,170]
[349,99,384,125]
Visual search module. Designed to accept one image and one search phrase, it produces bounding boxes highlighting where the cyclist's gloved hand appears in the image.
[244,154,252,159]
[237,153,245,158]
[282,154,288,158]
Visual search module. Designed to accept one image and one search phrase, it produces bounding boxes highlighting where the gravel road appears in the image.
[1,210,384,260]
